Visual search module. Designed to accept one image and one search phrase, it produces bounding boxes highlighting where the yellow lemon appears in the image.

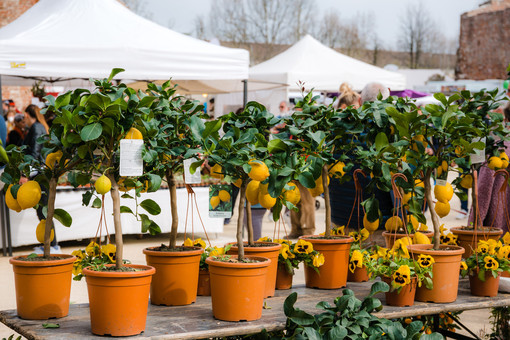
[218,190,230,202]
[329,161,345,177]
[210,196,220,209]
[434,182,453,203]
[5,184,21,212]
[36,219,54,244]
[283,182,301,205]
[385,216,403,232]
[488,156,503,170]
[246,180,260,205]
[412,135,428,152]
[415,179,425,188]
[259,182,269,195]
[363,215,379,233]
[233,178,242,188]
[95,175,112,195]
[248,160,270,182]
[45,151,63,169]
[413,231,431,245]
[434,201,450,218]
[125,127,143,139]
[403,192,412,205]
[460,174,473,189]
[437,166,443,177]
[399,236,413,247]
[210,163,223,179]
[407,215,419,230]
[17,181,42,210]
[258,192,276,209]
[441,160,448,172]
[455,145,464,156]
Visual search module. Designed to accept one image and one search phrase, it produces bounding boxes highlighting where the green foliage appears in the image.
[1,335,22,340]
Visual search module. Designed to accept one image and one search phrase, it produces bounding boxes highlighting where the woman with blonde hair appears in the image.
[336,83,360,109]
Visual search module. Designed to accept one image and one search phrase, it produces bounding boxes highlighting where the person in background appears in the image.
[7,114,26,146]
[278,101,290,117]
[22,104,60,253]
[335,83,360,110]
[4,102,18,133]
[2,100,10,115]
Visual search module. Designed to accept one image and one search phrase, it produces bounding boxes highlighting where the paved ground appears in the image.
[0,184,495,339]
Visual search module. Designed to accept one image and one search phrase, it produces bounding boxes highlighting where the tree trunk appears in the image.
[108,174,123,269]
[471,166,479,229]
[237,182,247,261]
[246,201,253,245]
[43,177,58,258]
[166,170,178,248]
[322,165,331,237]
[424,171,440,249]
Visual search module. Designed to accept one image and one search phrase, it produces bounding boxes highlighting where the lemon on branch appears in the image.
[434,182,453,203]
[385,216,403,232]
[248,160,269,182]
[5,184,21,212]
[36,219,54,244]
[95,175,112,195]
[125,127,143,139]
[17,181,42,210]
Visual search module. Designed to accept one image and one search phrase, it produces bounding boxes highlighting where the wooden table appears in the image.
[1,279,509,340]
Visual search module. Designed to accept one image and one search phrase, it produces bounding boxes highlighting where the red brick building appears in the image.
[0,0,39,111]
[456,0,510,80]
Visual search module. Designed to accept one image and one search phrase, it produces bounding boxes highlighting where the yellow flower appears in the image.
[280,244,295,260]
[313,253,325,267]
[349,231,361,243]
[183,238,194,247]
[209,246,225,257]
[417,254,435,268]
[460,261,468,271]
[101,243,116,263]
[294,239,313,254]
[85,241,100,257]
[332,225,345,236]
[72,263,83,276]
[392,239,410,258]
[360,228,370,241]
[349,250,363,273]
[258,236,272,242]
[439,224,448,236]
[498,245,510,260]
[477,241,490,255]
[441,233,457,245]
[318,232,325,236]
[484,256,499,270]
[376,247,389,259]
[393,265,411,287]
[72,249,85,261]
[502,232,510,245]
[194,238,206,249]
[486,239,501,255]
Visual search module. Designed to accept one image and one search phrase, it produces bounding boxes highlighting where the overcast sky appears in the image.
[145,0,482,48]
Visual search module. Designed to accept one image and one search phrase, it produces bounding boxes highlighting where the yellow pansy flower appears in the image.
[502,232,510,245]
[101,243,116,263]
[393,265,411,287]
[193,238,207,249]
[274,238,291,245]
[183,238,194,247]
[72,263,83,276]
[498,245,510,260]
[376,247,389,259]
[349,231,361,243]
[349,250,363,273]
[85,241,100,257]
[477,241,490,255]
[441,233,457,245]
[484,256,499,270]
[294,239,313,254]
[209,246,225,257]
[280,244,295,260]
[360,228,370,241]
[72,249,85,261]
[439,224,448,236]
[313,253,325,267]
[392,239,410,258]
[460,261,468,271]
[417,254,435,268]
[258,236,272,242]
[332,225,345,236]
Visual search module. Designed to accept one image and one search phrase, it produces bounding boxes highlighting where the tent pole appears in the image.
[0,75,3,117]
[242,79,247,108]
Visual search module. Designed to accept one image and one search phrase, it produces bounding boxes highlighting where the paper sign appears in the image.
[209,184,232,218]
[470,137,486,164]
[184,158,201,184]
[119,139,143,176]
[436,179,447,187]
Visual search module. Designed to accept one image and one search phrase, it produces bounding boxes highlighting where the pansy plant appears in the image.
[71,241,119,281]
[461,239,510,281]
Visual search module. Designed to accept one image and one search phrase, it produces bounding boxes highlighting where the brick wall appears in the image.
[456,1,510,80]
[0,0,39,113]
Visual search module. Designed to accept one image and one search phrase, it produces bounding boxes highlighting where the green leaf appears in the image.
[140,199,161,215]
[77,145,89,159]
[120,206,134,214]
[80,123,103,141]
[283,292,298,317]
[147,174,162,192]
[148,221,161,235]
[107,68,125,82]
[368,281,389,297]
[302,327,321,340]
[328,325,348,339]
[53,209,72,227]
[298,172,316,189]
[267,139,288,153]
[433,92,448,106]
[375,132,389,152]
[92,197,102,209]
[42,323,60,329]
[420,333,445,340]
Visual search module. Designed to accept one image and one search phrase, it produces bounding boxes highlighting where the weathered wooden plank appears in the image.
[1,279,509,340]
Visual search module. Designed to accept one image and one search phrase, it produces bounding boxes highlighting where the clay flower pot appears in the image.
[197,269,211,296]
[407,244,465,303]
[206,256,270,322]
[348,265,370,282]
[469,270,500,297]
[450,226,503,258]
[382,231,433,249]
[300,235,354,289]
[227,242,281,297]
[381,276,417,307]
[84,264,155,336]
[276,263,293,290]
[143,246,203,306]
[10,254,76,320]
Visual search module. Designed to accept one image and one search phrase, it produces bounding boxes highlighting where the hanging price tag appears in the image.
[184,158,201,184]
[209,184,232,218]
[436,179,447,187]
[470,137,486,164]
[119,139,143,176]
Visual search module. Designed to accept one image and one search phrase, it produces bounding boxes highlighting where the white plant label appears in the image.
[470,137,486,164]
[184,158,202,184]
[119,139,143,176]
[436,179,447,187]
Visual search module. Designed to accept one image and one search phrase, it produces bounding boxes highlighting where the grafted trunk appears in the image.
[237,182,247,261]
[43,177,58,258]
[108,174,123,269]
[166,170,178,248]
[424,170,440,249]
[322,165,331,237]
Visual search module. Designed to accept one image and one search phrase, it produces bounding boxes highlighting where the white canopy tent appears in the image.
[249,35,406,93]
[0,0,255,94]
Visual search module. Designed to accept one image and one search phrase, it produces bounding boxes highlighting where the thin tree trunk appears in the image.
[108,174,123,269]
[246,201,253,245]
[322,165,331,237]
[166,169,178,248]
[237,182,247,261]
[43,177,58,258]
[424,170,440,249]
[471,166,478,229]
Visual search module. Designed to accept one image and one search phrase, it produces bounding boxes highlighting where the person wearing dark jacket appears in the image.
[7,114,26,146]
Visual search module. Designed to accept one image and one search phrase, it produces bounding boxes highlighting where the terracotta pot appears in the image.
[84,264,155,336]
[197,269,211,296]
[348,265,370,282]
[382,231,434,249]
[469,270,500,297]
[300,235,354,289]
[276,263,293,290]
[407,244,465,303]
[143,246,203,306]
[502,271,510,278]
[10,254,75,320]
[206,256,270,321]
[227,242,281,297]
[381,276,417,307]
[450,226,503,258]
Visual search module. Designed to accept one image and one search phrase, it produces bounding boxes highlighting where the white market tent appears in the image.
[0,0,255,94]
[249,35,406,93]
